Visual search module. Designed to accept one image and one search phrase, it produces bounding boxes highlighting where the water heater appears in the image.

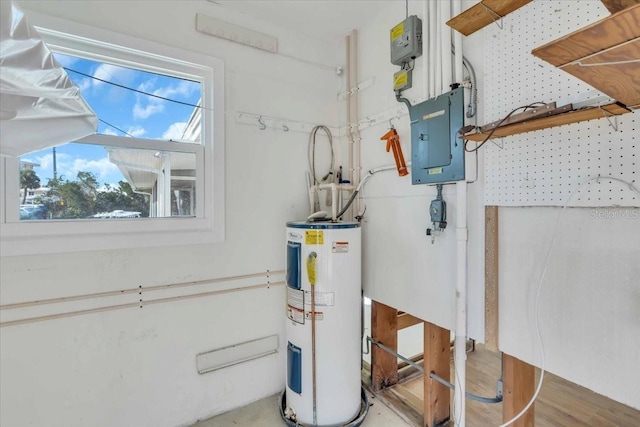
[282,221,363,426]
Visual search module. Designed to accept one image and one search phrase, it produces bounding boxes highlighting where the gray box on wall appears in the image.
[390,15,423,66]
[410,88,465,185]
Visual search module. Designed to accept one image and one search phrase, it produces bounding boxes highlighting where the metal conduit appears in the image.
[366,337,502,405]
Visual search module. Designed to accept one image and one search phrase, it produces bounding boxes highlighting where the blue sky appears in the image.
[21,53,201,187]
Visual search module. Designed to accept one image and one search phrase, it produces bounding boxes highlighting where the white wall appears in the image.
[355,0,640,412]
[0,1,343,426]
[499,207,640,410]
[354,1,485,340]
[472,0,640,410]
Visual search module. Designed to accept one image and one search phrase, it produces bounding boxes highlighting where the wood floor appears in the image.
[371,346,640,427]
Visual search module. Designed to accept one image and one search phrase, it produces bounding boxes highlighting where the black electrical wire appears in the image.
[463,102,546,153]
[98,118,135,138]
[64,67,204,110]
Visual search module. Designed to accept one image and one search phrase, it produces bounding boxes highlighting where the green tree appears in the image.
[95,181,149,217]
[41,173,149,219]
[43,172,99,219]
[76,171,99,214]
[20,169,41,204]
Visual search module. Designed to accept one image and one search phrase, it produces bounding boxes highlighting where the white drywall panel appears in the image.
[1,1,343,427]
[354,1,485,341]
[482,0,639,207]
[499,206,640,410]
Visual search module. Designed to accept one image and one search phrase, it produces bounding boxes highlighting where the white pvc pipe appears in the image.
[454,179,468,427]
[317,183,337,220]
[351,30,362,217]
[346,34,353,148]
[434,2,442,95]
[428,0,436,98]
[453,1,464,84]
[441,2,452,90]
[452,0,467,424]
[309,185,317,214]
[422,0,428,100]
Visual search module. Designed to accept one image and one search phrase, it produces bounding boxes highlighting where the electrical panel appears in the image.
[390,15,422,66]
[410,88,465,185]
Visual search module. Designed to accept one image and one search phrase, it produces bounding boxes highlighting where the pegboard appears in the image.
[482,0,639,207]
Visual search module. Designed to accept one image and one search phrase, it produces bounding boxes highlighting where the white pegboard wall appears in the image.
[482,0,639,207]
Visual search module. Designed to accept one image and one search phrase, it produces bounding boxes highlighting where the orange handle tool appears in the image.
[380,128,409,177]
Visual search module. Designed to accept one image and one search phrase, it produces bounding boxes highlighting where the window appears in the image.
[1,14,225,255]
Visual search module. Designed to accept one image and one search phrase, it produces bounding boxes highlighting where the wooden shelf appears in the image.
[601,0,640,14]
[532,4,640,109]
[446,0,532,36]
[461,103,631,141]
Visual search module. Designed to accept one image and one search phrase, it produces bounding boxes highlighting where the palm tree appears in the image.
[20,169,41,204]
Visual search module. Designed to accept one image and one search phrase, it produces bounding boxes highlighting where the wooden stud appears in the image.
[371,301,398,392]
[502,353,535,427]
[398,312,423,330]
[423,321,450,427]
[485,206,499,352]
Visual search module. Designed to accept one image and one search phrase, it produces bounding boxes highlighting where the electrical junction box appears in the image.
[410,87,465,185]
[393,68,412,92]
[390,15,422,66]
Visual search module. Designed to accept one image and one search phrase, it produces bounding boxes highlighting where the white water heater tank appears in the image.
[284,221,362,426]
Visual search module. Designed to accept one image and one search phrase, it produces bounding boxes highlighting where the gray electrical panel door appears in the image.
[410,88,465,185]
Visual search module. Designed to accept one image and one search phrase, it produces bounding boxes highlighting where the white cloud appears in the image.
[162,122,187,141]
[102,128,119,136]
[33,152,69,171]
[24,150,122,185]
[132,79,199,120]
[93,63,135,87]
[127,126,146,138]
[71,157,120,182]
[76,77,92,92]
[133,102,164,119]
[155,80,199,99]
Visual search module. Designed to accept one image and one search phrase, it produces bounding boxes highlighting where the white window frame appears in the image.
[0,12,225,256]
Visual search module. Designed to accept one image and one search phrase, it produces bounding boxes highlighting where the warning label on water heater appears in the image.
[287,288,305,324]
[305,311,324,321]
[332,241,349,253]
[304,291,335,307]
[305,230,324,245]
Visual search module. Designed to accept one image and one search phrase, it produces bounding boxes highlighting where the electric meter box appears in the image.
[410,87,465,185]
[390,15,423,66]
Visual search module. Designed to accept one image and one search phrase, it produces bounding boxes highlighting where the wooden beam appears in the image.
[485,206,499,352]
[371,301,398,392]
[423,321,450,427]
[398,312,422,330]
[502,353,535,427]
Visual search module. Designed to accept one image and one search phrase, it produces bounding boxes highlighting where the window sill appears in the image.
[1,216,223,256]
